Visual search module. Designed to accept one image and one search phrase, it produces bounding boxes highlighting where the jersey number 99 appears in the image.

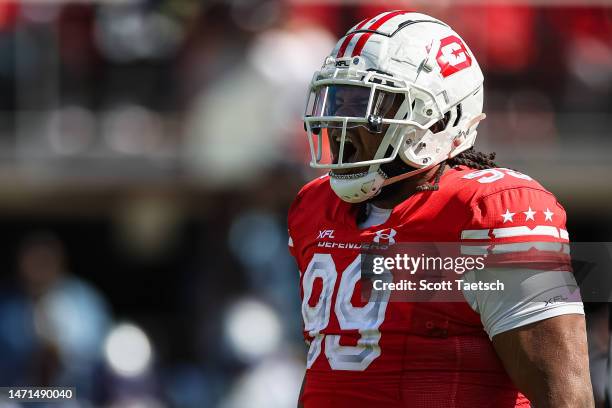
[302,254,390,371]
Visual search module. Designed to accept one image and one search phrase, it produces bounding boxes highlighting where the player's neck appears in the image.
[369,164,447,209]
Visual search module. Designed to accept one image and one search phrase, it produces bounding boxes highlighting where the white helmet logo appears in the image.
[440,42,467,66]
[436,35,472,77]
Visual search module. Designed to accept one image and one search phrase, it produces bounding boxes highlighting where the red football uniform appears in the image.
[288,165,572,408]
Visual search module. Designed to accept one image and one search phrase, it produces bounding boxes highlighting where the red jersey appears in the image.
[288,165,571,408]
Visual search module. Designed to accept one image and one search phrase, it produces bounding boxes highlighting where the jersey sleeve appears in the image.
[460,186,572,270]
[461,186,569,245]
[459,187,583,339]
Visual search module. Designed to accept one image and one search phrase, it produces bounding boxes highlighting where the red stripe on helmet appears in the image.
[350,32,372,58]
[336,33,355,58]
[355,17,370,28]
[351,10,412,57]
[336,18,370,58]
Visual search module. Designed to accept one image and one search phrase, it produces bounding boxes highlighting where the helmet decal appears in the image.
[436,35,473,78]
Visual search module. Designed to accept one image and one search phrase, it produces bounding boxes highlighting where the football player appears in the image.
[288,11,594,408]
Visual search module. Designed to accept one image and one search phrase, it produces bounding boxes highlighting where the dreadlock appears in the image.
[448,148,498,170]
[416,149,498,192]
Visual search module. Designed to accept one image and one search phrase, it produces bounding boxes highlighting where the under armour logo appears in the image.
[373,228,397,244]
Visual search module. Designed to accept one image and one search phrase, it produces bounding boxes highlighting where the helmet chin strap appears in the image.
[383,112,487,187]
[381,163,437,186]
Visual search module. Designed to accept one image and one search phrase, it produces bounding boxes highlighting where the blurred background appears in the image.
[0,0,610,407]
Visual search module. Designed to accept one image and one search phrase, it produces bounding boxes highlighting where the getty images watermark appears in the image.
[370,253,500,292]
[359,242,588,302]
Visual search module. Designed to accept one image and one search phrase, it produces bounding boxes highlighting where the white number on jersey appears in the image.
[301,254,390,371]
[462,168,533,184]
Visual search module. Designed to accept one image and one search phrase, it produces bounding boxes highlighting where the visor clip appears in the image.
[303,123,321,135]
[367,115,383,133]
[304,116,321,135]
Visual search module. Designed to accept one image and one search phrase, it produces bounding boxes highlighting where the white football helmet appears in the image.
[303,11,485,203]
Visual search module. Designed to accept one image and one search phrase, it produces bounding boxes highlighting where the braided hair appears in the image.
[415,149,498,192]
[448,149,498,170]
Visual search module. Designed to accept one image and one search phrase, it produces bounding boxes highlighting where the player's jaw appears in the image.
[328,127,383,176]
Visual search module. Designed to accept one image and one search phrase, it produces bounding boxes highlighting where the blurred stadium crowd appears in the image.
[0,1,610,407]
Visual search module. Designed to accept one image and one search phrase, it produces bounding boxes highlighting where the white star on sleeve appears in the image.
[501,209,515,223]
[543,208,554,222]
[523,207,536,221]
